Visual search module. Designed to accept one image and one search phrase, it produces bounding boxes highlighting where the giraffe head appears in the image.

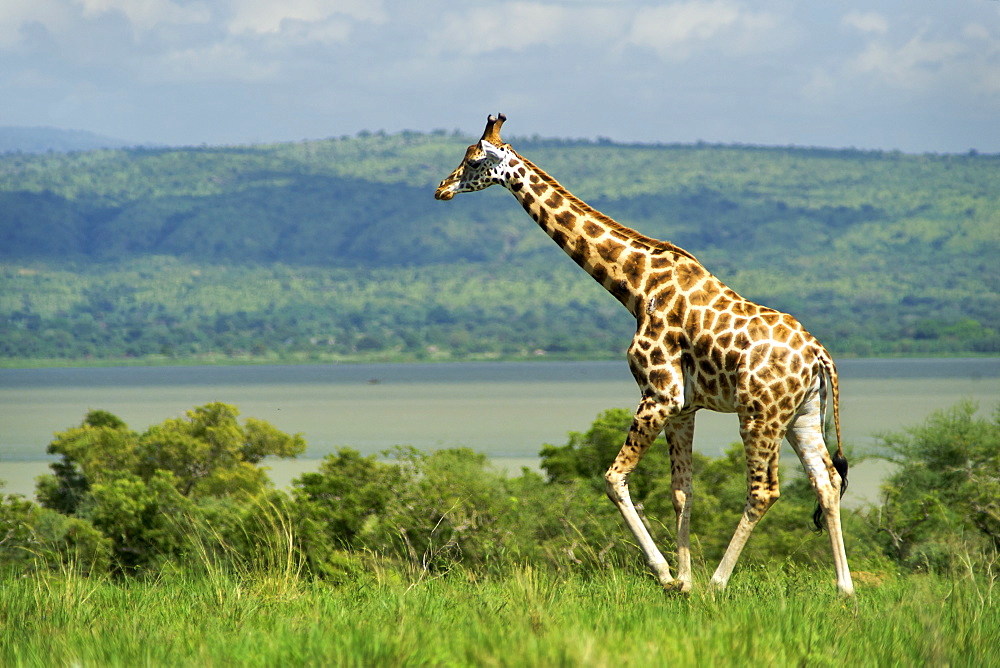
[434,113,514,201]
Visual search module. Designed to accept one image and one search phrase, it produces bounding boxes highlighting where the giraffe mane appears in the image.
[513,151,700,264]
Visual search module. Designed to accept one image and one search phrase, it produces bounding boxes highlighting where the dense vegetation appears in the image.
[2,402,998,664]
[2,131,998,364]
[3,401,996,581]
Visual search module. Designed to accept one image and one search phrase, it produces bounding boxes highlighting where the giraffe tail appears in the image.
[813,350,848,532]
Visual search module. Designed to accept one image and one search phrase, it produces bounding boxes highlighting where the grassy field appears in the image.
[3,562,998,667]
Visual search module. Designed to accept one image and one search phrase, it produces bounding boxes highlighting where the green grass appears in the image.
[3,564,998,666]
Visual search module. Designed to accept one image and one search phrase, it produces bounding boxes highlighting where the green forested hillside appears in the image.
[1,132,997,363]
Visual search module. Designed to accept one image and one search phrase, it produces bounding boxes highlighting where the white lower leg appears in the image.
[824,504,855,596]
[606,475,674,586]
[788,396,855,596]
[710,514,756,589]
[673,489,693,591]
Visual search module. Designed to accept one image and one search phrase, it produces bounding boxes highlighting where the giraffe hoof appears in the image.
[663,580,692,595]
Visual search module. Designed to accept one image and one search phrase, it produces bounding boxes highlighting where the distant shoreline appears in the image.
[3,351,998,371]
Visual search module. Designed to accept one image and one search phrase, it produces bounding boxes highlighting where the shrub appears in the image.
[0,494,111,576]
[863,401,1000,572]
[33,403,305,576]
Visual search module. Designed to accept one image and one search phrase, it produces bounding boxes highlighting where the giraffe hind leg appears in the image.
[812,453,849,531]
[786,391,854,596]
[710,420,783,590]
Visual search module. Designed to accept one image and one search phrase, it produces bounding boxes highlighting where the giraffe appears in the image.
[435,114,854,596]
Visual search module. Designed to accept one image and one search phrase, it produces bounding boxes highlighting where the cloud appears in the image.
[628,1,739,54]
[803,6,1000,139]
[626,1,785,60]
[224,0,385,36]
[965,22,1000,96]
[0,0,997,151]
[843,19,1000,97]
[156,41,280,82]
[428,2,624,56]
[852,34,963,91]
[0,0,209,53]
[0,0,75,48]
[0,0,384,87]
[0,0,381,55]
[841,11,888,35]
[76,0,211,34]
[426,0,788,65]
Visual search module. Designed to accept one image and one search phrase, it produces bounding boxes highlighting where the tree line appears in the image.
[1,132,997,363]
[2,256,995,364]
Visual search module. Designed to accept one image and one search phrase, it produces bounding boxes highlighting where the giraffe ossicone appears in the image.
[436,114,854,596]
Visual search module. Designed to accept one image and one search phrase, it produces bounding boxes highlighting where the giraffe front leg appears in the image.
[605,395,676,590]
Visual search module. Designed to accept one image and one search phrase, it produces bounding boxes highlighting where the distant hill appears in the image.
[0,126,137,154]
[0,131,997,363]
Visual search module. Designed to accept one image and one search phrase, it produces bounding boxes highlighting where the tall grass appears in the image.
[4,466,998,666]
[156,496,312,617]
[2,559,998,666]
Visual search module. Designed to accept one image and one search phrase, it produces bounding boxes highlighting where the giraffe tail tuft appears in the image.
[833,452,849,497]
[813,452,850,531]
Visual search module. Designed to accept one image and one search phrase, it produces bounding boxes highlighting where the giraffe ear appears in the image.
[480,140,504,163]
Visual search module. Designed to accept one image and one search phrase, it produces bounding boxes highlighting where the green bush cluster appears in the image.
[861,400,1000,573]
[2,402,997,583]
[4,403,304,576]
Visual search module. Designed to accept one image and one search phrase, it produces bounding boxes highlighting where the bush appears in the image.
[0,494,111,576]
[290,445,633,577]
[33,403,305,576]
[11,400,947,582]
[863,401,1000,572]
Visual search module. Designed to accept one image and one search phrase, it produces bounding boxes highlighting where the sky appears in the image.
[1,0,998,153]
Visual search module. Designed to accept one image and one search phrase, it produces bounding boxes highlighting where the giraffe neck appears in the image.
[503,152,695,316]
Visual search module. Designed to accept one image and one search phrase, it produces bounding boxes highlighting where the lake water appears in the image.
[2,359,997,506]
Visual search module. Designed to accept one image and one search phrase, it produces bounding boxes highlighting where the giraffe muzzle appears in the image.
[434,184,456,200]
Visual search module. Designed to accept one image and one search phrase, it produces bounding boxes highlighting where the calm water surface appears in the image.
[2,359,997,504]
